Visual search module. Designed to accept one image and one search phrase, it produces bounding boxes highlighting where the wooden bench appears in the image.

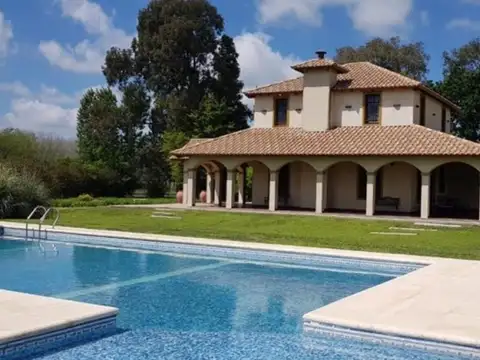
[376,197,400,210]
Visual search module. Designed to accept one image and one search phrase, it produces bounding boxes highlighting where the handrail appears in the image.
[40,207,60,228]
[26,205,48,238]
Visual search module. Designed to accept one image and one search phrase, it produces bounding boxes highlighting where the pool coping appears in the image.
[1,222,480,357]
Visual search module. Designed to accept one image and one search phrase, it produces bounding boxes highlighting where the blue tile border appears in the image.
[0,315,117,360]
[1,226,424,276]
[304,321,480,358]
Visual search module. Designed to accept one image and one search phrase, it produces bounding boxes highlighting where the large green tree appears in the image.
[436,39,480,141]
[100,0,248,195]
[335,37,430,81]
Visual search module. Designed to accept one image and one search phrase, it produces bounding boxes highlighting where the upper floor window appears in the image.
[419,94,426,126]
[364,94,381,124]
[441,107,446,132]
[274,98,288,126]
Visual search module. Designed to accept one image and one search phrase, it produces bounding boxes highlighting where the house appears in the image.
[171,50,480,220]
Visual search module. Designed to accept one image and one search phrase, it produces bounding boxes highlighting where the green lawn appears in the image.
[18,207,480,260]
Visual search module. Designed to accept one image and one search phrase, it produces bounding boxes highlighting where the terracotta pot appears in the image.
[176,191,183,204]
[199,190,207,203]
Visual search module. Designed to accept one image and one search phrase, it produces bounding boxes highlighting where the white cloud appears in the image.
[256,0,413,37]
[447,18,480,31]
[234,32,301,92]
[0,81,32,97]
[3,99,78,137]
[39,0,133,73]
[0,82,121,137]
[0,10,13,57]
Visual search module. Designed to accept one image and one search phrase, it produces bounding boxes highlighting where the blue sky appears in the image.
[0,0,479,137]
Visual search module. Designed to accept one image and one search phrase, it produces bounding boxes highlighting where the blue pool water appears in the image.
[0,232,475,359]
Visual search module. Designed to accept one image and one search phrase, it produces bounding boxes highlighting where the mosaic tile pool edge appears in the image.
[0,315,117,360]
[2,226,423,276]
[304,321,480,359]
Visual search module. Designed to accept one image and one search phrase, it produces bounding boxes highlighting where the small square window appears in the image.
[274,98,288,126]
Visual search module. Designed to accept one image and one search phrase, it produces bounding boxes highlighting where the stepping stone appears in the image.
[370,232,417,236]
[389,227,438,232]
[414,222,462,228]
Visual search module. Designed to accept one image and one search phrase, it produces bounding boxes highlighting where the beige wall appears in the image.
[326,162,366,211]
[331,91,363,127]
[381,90,415,126]
[251,162,269,206]
[252,96,274,128]
[252,94,303,128]
[413,91,451,133]
[380,162,418,212]
[288,162,316,209]
[302,70,336,131]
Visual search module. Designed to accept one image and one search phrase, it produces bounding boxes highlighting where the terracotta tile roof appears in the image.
[172,125,480,157]
[291,58,349,74]
[244,62,459,111]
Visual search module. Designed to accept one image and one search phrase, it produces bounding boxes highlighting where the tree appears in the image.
[437,39,480,141]
[101,0,249,194]
[335,37,430,81]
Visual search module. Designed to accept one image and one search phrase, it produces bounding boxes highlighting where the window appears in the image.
[441,107,446,132]
[357,166,367,200]
[364,94,381,124]
[419,94,426,126]
[274,98,288,126]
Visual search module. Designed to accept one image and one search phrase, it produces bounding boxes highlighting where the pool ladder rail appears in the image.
[25,206,60,254]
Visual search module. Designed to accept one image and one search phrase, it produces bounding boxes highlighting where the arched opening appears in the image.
[275,161,317,211]
[235,160,270,208]
[373,161,421,216]
[430,162,479,219]
[325,161,367,213]
[188,160,226,206]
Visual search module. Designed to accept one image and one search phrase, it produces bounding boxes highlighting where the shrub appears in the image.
[77,193,94,202]
[0,164,50,218]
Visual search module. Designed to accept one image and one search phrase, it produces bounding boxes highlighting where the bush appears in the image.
[77,193,94,202]
[0,164,50,218]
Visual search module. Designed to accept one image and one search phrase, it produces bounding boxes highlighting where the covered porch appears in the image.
[181,156,480,221]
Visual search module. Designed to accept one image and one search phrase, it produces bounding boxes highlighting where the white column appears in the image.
[366,171,376,216]
[421,172,431,219]
[206,172,213,204]
[187,169,196,207]
[269,170,278,211]
[226,170,236,209]
[315,171,325,214]
[214,171,221,206]
[182,170,188,205]
[238,170,245,207]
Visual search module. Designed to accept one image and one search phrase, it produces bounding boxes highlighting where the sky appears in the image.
[0,0,479,138]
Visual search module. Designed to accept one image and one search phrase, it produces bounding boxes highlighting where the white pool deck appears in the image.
[1,221,480,352]
[0,289,118,345]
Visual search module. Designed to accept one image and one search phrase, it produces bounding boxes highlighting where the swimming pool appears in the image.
[0,227,476,359]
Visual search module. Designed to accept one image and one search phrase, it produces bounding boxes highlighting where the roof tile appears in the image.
[291,59,349,74]
[172,126,480,157]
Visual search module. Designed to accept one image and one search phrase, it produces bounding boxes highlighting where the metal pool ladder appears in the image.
[25,206,60,254]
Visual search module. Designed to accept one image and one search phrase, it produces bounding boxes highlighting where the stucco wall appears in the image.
[288,162,316,209]
[251,162,269,206]
[326,162,366,211]
[331,92,363,127]
[252,94,303,128]
[380,162,418,212]
[252,97,274,128]
[381,90,415,126]
[302,71,335,131]
[413,91,451,133]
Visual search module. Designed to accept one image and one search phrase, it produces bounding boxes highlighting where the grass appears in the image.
[52,197,175,208]
[15,207,480,261]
